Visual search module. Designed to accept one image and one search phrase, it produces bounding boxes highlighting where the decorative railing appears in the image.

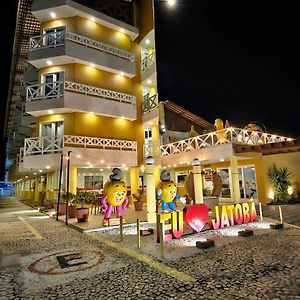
[26,81,136,105]
[24,136,64,156]
[160,127,293,156]
[142,94,158,114]
[24,135,137,156]
[144,141,161,158]
[29,30,135,61]
[141,52,155,72]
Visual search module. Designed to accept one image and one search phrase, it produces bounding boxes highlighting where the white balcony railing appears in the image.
[26,81,136,105]
[29,30,135,62]
[142,94,158,114]
[24,135,137,156]
[141,52,155,72]
[159,127,293,157]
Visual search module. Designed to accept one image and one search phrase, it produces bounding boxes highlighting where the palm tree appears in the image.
[267,164,292,202]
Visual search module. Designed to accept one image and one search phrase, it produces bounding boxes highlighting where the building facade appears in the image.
[6,0,300,215]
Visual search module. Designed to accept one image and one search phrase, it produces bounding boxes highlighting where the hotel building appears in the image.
[5,0,300,219]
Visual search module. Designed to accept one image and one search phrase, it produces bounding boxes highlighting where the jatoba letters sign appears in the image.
[158,202,257,241]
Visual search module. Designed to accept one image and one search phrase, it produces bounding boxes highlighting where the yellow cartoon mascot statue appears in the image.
[157,170,186,213]
[101,168,128,226]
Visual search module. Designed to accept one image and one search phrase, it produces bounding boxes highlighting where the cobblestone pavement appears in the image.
[261,204,300,227]
[0,197,300,299]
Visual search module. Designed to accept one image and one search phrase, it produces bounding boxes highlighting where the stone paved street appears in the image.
[261,204,300,227]
[0,197,300,299]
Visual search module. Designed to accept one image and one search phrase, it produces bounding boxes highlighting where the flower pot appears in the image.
[54,203,66,215]
[67,205,77,218]
[76,207,90,222]
[134,201,144,211]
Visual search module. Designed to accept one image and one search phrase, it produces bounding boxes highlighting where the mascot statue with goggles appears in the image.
[157,170,186,213]
[101,168,129,226]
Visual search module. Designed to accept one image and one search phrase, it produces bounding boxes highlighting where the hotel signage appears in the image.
[158,202,257,241]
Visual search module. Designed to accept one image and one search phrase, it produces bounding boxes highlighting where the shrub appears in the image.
[267,164,292,202]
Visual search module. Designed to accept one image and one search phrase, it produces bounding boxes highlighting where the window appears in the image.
[175,171,188,187]
[238,166,257,199]
[84,176,103,190]
[217,168,231,198]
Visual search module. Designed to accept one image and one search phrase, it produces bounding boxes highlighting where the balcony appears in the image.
[141,52,156,82]
[22,135,138,169]
[29,29,135,77]
[25,81,136,120]
[31,0,139,41]
[150,127,293,166]
[141,94,158,123]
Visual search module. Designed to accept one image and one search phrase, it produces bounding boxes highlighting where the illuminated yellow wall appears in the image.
[263,152,300,200]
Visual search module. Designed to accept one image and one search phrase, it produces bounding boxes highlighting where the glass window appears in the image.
[84,176,103,190]
[217,168,231,198]
[238,166,257,199]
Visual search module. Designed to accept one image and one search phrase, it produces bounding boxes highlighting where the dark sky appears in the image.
[154,0,300,138]
[1,0,300,179]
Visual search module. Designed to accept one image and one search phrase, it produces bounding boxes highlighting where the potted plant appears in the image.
[132,189,144,211]
[73,191,94,222]
[62,192,76,218]
[54,196,67,216]
[267,164,292,203]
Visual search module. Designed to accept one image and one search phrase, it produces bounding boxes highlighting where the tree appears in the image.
[267,164,292,202]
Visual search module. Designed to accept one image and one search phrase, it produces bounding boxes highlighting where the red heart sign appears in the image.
[184,204,209,233]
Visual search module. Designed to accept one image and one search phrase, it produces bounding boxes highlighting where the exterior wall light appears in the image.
[192,158,200,166]
[145,156,154,165]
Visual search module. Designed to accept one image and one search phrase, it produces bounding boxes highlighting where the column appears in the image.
[192,158,203,204]
[34,177,39,202]
[130,167,139,204]
[230,155,240,203]
[145,156,156,223]
[69,166,77,195]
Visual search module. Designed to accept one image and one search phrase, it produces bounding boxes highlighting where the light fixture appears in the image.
[50,12,56,18]
[90,165,94,168]
[25,176,28,179]
[100,160,105,164]
[121,116,125,119]
[147,79,152,84]
[46,60,53,66]
[145,39,150,45]
[77,154,81,158]
[119,28,125,33]
[45,166,51,169]
[48,110,54,114]
[89,111,94,114]
[39,170,43,173]
[173,164,177,167]
[192,158,200,166]
[120,71,124,76]
[219,158,225,162]
[90,16,95,22]
[122,164,126,167]
[100,169,103,171]
[90,63,95,67]
[167,0,176,6]
[87,162,90,165]
[33,172,37,175]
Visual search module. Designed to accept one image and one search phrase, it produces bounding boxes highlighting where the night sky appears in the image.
[154,0,300,137]
[1,0,300,178]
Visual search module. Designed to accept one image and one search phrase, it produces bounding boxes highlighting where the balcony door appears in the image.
[43,26,65,48]
[144,127,153,157]
[40,121,64,153]
[42,72,64,99]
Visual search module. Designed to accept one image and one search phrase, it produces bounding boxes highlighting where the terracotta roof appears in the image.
[162,100,213,130]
